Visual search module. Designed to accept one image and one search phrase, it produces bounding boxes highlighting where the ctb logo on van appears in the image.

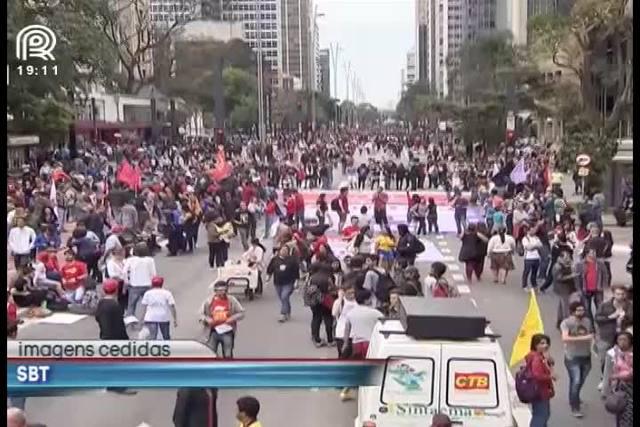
[454,372,490,390]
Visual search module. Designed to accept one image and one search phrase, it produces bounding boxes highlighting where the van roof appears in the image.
[371,320,500,346]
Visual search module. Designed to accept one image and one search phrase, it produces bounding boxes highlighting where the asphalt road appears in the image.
[16,154,628,427]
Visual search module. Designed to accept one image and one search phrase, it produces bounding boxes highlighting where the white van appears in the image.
[355,297,527,427]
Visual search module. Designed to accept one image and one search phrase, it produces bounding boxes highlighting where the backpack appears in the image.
[330,197,340,212]
[412,237,426,254]
[371,269,395,304]
[515,358,540,404]
[302,277,323,307]
[431,279,451,298]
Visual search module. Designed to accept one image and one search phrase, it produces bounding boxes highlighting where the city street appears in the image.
[18,192,629,427]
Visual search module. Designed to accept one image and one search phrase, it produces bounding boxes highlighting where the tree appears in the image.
[7,0,119,136]
[529,0,632,133]
[223,67,258,127]
[355,103,381,125]
[95,0,197,94]
[396,80,430,122]
[449,32,537,148]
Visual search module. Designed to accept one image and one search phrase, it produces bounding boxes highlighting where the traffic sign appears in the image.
[576,154,591,167]
[578,167,590,177]
[506,112,515,131]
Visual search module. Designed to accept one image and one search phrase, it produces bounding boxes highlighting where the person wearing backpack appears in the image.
[424,262,459,298]
[397,224,425,266]
[523,334,556,427]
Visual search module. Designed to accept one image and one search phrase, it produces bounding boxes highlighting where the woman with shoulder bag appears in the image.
[602,331,633,426]
[525,334,556,427]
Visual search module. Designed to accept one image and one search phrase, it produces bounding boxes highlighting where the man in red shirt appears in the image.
[372,187,389,228]
[337,187,350,232]
[60,250,88,303]
[294,189,306,228]
[241,181,256,205]
[341,217,360,241]
[575,248,608,321]
[285,192,297,223]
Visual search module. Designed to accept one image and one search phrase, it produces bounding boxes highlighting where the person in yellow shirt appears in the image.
[374,228,396,271]
[236,396,262,427]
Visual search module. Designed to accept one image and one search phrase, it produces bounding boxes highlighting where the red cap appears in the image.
[102,279,119,295]
[151,276,164,287]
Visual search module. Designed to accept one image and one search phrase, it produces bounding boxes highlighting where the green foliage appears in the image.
[229,96,258,129]
[7,0,118,135]
[555,130,618,191]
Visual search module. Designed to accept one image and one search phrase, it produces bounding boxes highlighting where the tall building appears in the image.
[226,0,281,87]
[280,0,312,90]
[496,0,527,45]
[406,49,417,86]
[416,0,496,99]
[318,48,330,98]
[149,0,195,25]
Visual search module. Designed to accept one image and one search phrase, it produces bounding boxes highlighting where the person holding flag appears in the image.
[511,289,555,427]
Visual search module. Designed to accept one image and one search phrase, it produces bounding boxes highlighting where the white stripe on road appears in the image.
[440,248,451,254]
[442,256,455,262]
[612,244,631,254]
[446,263,460,271]
[436,235,445,239]
[456,285,471,294]
[437,241,448,246]
[469,298,478,307]
[451,273,466,282]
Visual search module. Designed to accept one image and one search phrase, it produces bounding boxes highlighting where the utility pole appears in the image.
[256,0,266,142]
[329,42,341,127]
[344,61,351,102]
[310,6,324,132]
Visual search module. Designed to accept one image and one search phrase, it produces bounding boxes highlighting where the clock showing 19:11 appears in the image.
[16,64,59,77]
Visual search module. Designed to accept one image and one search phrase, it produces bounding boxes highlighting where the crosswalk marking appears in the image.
[436,235,444,240]
[456,285,471,294]
[440,248,451,254]
[446,264,460,271]
[437,241,448,246]
[451,273,466,282]
[442,256,455,262]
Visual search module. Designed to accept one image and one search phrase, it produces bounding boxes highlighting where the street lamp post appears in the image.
[329,42,341,127]
[256,0,266,142]
[310,7,325,132]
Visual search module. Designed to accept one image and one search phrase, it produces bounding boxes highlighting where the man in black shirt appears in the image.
[95,279,135,395]
[95,279,129,340]
[173,388,218,427]
[266,246,300,322]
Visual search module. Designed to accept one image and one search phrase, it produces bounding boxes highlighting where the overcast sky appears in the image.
[316,0,415,110]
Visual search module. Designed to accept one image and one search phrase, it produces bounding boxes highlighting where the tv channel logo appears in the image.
[16,25,57,61]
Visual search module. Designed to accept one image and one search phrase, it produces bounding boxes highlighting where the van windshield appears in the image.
[381,357,435,406]
[446,358,499,409]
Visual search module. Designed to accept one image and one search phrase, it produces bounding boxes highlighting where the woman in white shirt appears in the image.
[521,225,543,291]
[332,285,357,359]
[140,276,177,340]
[487,227,516,284]
[123,243,157,318]
[106,247,127,310]
[242,239,266,296]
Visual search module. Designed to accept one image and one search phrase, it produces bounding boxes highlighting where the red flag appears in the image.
[117,160,142,190]
[543,164,551,189]
[51,168,70,182]
[210,148,231,182]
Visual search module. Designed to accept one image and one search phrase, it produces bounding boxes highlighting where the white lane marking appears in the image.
[446,263,460,271]
[612,244,631,254]
[437,241,448,246]
[442,255,455,262]
[457,285,471,294]
[470,298,478,307]
[436,235,445,239]
[440,249,451,255]
[451,273,466,282]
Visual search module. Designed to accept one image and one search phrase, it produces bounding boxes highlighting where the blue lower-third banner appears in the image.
[7,360,384,395]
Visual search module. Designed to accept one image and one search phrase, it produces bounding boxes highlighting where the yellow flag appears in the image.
[509,290,545,367]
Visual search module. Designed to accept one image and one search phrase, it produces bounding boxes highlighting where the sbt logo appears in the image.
[16,24,57,61]
[16,365,51,383]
